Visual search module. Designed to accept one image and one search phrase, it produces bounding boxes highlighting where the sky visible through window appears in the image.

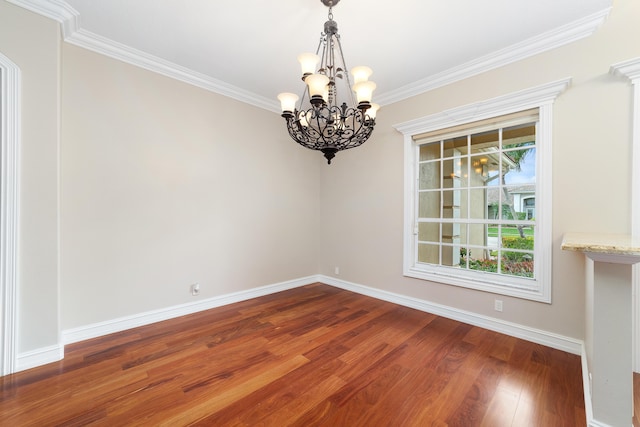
[506,147,536,185]
[486,148,536,186]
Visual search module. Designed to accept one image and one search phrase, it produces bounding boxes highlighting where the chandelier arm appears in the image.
[319,35,330,76]
[332,35,356,107]
[315,35,324,57]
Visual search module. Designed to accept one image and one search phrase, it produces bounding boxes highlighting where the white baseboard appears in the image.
[588,418,614,427]
[62,274,583,354]
[16,344,64,373]
[61,276,317,345]
[23,275,583,378]
[318,275,583,355]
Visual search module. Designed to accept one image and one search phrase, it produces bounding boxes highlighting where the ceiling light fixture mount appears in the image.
[277,0,379,164]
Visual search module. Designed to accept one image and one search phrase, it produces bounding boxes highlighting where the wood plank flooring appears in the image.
[0,283,585,426]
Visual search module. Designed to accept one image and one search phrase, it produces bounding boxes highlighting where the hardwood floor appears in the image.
[0,283,585,426]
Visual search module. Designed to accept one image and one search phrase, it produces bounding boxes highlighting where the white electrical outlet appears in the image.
[334,266,340,275]
[494,299,503,312]
[191,283,200,296]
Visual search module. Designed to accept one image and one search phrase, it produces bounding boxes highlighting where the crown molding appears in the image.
[7,0,280,113]
[610,57,640,82]
[7,0,78,36]
[65,29,280,113]
[9,0,609,111]
[376,7,610,106]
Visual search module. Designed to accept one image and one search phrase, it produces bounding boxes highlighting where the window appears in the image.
[416,115,537,281]
[523,198,535,220]
[395,79,570,302]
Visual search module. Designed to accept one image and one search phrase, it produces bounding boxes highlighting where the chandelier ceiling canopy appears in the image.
[277,0,379,164]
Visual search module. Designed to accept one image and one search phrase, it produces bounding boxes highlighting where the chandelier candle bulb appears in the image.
[353,80,376,108]
[277,92,299,117]
[298,53,320,77]
[351,66,373,84]
[367,103,380,120]
[305,74,330,104]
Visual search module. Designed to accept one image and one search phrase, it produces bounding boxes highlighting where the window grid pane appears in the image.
[416,120,537,280]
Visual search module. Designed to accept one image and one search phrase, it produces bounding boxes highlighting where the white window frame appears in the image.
[394,78,571,303]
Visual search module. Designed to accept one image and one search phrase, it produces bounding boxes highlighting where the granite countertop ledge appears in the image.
[561,232,640,256]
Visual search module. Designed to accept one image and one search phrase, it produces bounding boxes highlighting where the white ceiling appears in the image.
[25,0,613,110]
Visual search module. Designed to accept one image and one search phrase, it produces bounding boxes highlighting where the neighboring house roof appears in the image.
[486,184,535,205]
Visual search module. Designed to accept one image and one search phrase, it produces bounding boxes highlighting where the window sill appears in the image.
[404,265,551,303]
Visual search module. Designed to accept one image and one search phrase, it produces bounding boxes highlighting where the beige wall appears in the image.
[60,44,322,329]
[4,0,640,357]
[318,0,640,340]
[0,2,60,352]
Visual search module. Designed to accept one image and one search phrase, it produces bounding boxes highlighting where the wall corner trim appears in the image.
[0,52,21,376]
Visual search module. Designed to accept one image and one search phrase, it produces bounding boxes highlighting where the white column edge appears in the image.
[611,57,640,373]
[0,52,21,376]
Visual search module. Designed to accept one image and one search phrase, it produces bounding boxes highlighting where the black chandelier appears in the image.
[277,0,379,164]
